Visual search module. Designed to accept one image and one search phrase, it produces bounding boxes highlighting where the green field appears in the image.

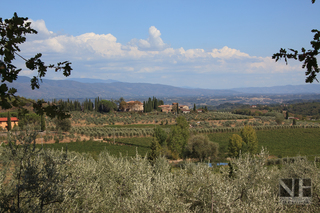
[208,128,320,160]
[36,138,151,160]
[37,128,320,161]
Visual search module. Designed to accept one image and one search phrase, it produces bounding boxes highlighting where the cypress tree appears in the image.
[177,103,179,114]
[7,112,11,131]
[292,119,297,126]
[41,114,46,131]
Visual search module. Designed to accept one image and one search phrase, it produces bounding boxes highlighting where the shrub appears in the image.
[54,118,72,132]
[185,134,219,161]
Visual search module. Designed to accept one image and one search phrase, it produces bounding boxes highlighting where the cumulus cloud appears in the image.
[128,26,169,51]
[27,19,55,40]
[209,46,250,59]
[18,19,303,88]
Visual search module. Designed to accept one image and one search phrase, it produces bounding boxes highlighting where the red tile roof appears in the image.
[0,117,19,122]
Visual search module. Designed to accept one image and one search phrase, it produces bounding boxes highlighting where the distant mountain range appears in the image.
[66,78,120,84]
[7,76,320,100]
[232,84,320,94]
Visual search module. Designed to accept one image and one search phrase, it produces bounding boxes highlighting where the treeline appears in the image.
[285,102,320,117]
[232,109,265,116]
[50,96,164,113]
[232,101,320,119]
[143,97,164,113]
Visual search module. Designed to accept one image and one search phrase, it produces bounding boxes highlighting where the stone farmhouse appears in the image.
[125,101,144,112]
[158,103,190,113]
[0,117,19,130]
[158,105,172,113]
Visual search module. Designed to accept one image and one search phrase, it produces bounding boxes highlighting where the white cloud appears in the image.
[209,46,250,58]
[18,20,304,89]
[27,19,55,40]
[129,26,169,51]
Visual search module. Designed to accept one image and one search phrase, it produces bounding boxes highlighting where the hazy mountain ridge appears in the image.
[10,76,240,99]
[66,78,120,84]
[232,84,320,94]
[8,76,320,100]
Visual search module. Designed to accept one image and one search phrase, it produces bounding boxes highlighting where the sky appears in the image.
[2,0,320,89]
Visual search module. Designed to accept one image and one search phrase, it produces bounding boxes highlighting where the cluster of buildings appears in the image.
[0,102,199,130]
[158,103,202,113]
[120,101,202,113]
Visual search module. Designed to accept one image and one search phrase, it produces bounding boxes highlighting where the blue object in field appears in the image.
[207,163,228,167]
[216,162,228,166]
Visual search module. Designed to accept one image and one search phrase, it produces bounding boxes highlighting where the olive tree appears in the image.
[54,118,71,132]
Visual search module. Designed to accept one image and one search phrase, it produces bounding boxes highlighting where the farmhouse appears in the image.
[179,105,190,110]
[158,103,190,113]
[158,105,172,113]
[126,101,143,112]
[288,117,299,120]
[0,117,19,130]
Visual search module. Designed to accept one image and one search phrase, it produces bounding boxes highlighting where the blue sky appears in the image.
[2,0,319,89]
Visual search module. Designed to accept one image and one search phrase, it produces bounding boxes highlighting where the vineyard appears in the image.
[34,127,320,163]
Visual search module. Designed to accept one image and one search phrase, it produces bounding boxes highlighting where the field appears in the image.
[35,128,320,162]
[36,137,151,160]
[208,128,320,161]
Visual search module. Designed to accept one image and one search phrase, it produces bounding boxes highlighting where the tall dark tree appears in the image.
[148,137,162,165]
[41,114,46,131]
[143,97,164,113]
[6,112,11,131]
[143,101,146,113]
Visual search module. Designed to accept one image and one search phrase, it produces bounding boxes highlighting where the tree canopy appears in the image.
[228,134,243,158]
[228,126,258,157]
[273,1,319,83]
[98,100,117,113]
[240,125,258,155]
[186,134,219,161]
[0,13,72,119]
[167,116,190,159]
[153,126,167,146]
